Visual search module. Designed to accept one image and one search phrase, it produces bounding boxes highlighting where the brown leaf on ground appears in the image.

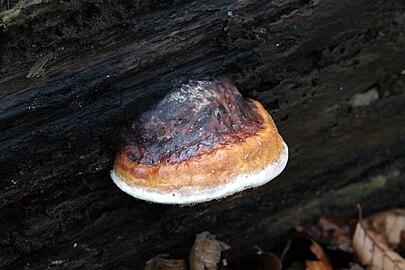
[319,216,352,235]
[343,263,365,270]
[306,240,333,270]
[280,238,333,270]
[295,216,354,253]
[144,257,187,270]
[189,231,231,270]
[255,246,282,270]
[306,261,332,270]
[353,208,405,270]
[370,209,405,248]
[395,230,405,257]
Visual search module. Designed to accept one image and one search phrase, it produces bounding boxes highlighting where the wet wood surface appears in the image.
[0,0,404,269]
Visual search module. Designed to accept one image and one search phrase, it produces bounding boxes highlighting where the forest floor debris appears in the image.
[145,208,405,270]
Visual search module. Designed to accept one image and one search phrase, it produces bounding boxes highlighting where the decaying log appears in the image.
[0,0,404,269]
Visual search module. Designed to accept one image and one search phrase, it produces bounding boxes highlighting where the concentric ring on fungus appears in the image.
[111,78,288,204]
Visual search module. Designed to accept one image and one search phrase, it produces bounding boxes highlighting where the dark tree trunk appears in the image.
[1,0,404,269]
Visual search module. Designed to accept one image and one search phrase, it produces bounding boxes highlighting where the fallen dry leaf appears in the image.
[353,208,405,270]
[144,257,187,270]
[189,231,230,270]
[345,263,365,270]
[306,261,332,270]
[319,216,352,235]
[306,240,333,270]
[279,238,333,270]
[255,246,282,270]
[296,216,354,253]
[370,209,405,248]
[395,230,405,257]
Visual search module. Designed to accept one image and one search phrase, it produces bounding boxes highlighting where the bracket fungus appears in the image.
[111,78,288,204]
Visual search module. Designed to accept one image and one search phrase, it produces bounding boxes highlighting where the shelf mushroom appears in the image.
[111,78,288,204]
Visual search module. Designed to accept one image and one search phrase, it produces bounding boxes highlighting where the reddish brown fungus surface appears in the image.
[122,79,263,165]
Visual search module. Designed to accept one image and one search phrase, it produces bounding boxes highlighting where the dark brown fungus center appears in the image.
[124,79,263,165]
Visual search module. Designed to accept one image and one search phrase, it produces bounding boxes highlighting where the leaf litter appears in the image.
[144,208,405,270]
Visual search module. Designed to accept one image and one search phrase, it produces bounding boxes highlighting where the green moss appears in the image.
[0,8,21,28]
[319,101,350,120]
[333,175,387,206]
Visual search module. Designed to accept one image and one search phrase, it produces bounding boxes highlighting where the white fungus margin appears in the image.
[111,142,288,205]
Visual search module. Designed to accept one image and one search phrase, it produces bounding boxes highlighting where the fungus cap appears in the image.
[111,79,288,204]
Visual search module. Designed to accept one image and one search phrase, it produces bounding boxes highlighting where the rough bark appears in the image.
[0,0,404,269]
